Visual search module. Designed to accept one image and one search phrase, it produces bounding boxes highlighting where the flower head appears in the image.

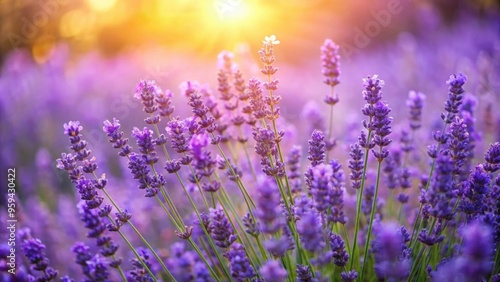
[263,35,280,45]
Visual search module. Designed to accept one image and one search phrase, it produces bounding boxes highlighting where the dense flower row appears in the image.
[6,34,499,282]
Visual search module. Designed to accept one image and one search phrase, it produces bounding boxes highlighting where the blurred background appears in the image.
[1,0,499,202]
[0,0,499,277]
[1,0,499,64]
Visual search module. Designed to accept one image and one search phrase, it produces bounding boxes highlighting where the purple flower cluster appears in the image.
[34,33,500,282]
[20,229,59,281]
[209,206,237,249]
[224,243,255,281]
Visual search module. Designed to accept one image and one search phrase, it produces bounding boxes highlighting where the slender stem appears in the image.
[239,125,258,182]
[340,224,351,257]
[360,157,383,281]
[188,238,222,282]
[408,245,427,281]
[326,85,336,162]
[349,125,373,271]
[213,137,256,209]
[107,215,160,282]
[100,188,175,280]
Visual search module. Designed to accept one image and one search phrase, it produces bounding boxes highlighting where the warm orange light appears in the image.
[32,36,55,64]
[60,10,89,38]
[87,0,118,12]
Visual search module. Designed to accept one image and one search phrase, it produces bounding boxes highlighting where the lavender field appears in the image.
[1,0,499,281]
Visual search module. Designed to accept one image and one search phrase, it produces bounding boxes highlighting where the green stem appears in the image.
[108,215,160,282]
[188,238,222,282]
[360,157,383,281]
[349,126,373,271]
[326,85,336,162]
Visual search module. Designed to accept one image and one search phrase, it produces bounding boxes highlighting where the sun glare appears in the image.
[87,0,118,12]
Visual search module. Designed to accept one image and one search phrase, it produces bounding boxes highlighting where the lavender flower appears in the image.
[296,207,325,253]
[308,163,332,213]
[102,118,133,157]
[189,133,216,180]
[329,233,349,267]
[260,260,287,281]
[371,223,410,281]
[287,145,303,193]
[167,242,195,281]
[63,121,91,161]
[406,91,426,130]
[423,150,455,220]
[184,82,217,133]
[383,153,399,190]
[362,75,384,105]
[242,213,259,236]
[255,177,284,234]
[166,117,191,154]
[72,242,94,280]
[85,255,110,282]
[442,73,467,124]
[78,201,104,235]
[433,222,493,281]
[296,264,314,282]
[340,270,358,282]
[448,117,470,176]
[321,39,341,88]
[127,153,159,197]
[484,142,500,173]
[247,78,267,120]
[328,159,347,224]
[348,142,364,190]
[224,243,255,281]
[461,164,491,219]
[156,88,175,117]
[371,101,392,161]
[132,127,158,164]
[252,126,285,177]
[20,229,59,281]
[128,248,155,282]
[209,206,237,249]
[134,80,160,114]
[418,224,445,246]
[308,130,326,167]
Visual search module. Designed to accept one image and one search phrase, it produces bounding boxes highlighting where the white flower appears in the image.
[263,35,280,45]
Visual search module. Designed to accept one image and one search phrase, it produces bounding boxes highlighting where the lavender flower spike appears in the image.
[134,80,159,114]
[371,101,393,162]
[433,222,493,281]
[224,243,255,281]
[330,233,349,267]
[371,223,410,281]
[484,142,500,173]
[442,73,467,123]
[362,75,384,104]
[255,177,284,234]
[406,91,426,130]
[308,130,326,167]
[20,229,59,281]
[321,39,340,87]
[209,206,237,249]
[296,207,325,253]
[348,142,364,189]
[260,260,287,281]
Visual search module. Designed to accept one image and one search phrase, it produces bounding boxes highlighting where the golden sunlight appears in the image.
[87,0,118,12]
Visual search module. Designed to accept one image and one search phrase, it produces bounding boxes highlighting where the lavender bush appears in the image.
[1,16,499,282]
